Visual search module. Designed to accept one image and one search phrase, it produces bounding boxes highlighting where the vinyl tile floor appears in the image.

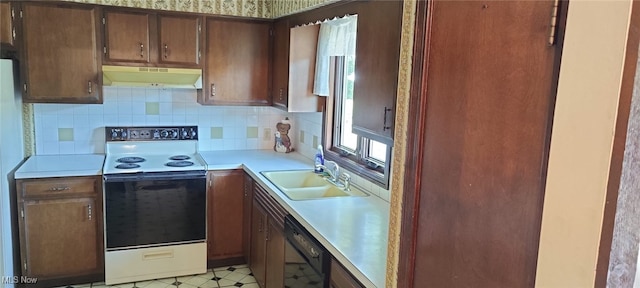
[57,265,257,288]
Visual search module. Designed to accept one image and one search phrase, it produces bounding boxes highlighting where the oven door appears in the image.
[103,171,207,250]
[284,215,329,288]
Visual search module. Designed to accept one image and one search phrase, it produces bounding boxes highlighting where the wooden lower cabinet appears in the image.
[16,176,103,287]
[243,174,254,264]
[249,201,267,288]
[330,258,364,288]
[207,170,246,266]
[249,183,286,288]
[265,218,284,288]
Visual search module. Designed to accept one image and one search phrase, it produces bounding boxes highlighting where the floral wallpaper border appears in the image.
[60,0,338,18]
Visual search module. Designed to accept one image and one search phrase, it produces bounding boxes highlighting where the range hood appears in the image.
[102,65,202,89]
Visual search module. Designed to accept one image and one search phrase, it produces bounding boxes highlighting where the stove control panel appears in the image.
[106,126,198,141]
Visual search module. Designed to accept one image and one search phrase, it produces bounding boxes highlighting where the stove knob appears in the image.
[182,130,188,138]
[112,131,118,139]
[191,130,197,138]
[122,131,127,138]
[161,130,169,138]
[153,130,160,139]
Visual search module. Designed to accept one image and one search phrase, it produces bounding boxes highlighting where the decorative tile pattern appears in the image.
[32,87,292,154]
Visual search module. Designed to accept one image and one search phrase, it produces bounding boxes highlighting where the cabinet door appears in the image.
[103,11,152,64]
[265,218,285,288]
[249,201,267,288]
[0,2,15,48]
[271,19,289,109]
[158,15,201,66]
[352,1,402,143]
[243,174,254,264]
[201,19,270,106]
[330,258,364,288]
[21,3,102,103]
[20,197,102,278]
[208,170,245,260]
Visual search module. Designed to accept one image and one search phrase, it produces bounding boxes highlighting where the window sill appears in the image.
[324,149,389,190]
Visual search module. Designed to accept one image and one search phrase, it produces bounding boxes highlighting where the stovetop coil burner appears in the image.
[166,161,194,167]
[169,155,191,161]
[117,157,146,163]
[115,163,141,169]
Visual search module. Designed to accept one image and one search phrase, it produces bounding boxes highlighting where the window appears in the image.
[325,56,392,189]
[314,15,392,189]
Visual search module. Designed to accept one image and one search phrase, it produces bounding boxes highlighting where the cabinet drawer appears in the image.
[20,177,98,198]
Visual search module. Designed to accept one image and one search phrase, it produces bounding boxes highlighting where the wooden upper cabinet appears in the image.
[352,1,402,143]
[103,10,201,68]
[272,20,321,112]
[0,2,16,48]
[103,11,152,64]
[271,19,290,109]
[158,15,201,66]
[21,3,102,103]
[199,19,270,106]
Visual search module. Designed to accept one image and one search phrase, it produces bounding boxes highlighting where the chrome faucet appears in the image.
[315,160,340,183]
[339,173,351,191]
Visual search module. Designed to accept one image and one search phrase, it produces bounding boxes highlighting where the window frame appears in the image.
[323,56,392,189]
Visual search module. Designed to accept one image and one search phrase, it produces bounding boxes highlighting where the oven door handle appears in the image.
[103,171,207,182]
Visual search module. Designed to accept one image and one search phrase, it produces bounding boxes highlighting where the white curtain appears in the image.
[313,15,358,96]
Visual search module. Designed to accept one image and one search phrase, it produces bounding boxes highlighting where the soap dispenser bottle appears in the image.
[314,145,324,173]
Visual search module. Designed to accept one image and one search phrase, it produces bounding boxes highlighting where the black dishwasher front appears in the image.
[284,215,330,288]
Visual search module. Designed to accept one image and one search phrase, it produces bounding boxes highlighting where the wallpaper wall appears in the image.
[62,0,337,18]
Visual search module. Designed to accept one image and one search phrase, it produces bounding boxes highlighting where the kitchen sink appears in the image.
[261,170,368,200]
[261,170,328,189]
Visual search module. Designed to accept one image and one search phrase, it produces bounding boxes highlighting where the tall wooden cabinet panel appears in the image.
[158,15,201,66]
[16,176,103,286]
[0,2,16,48]
[243,174,254,264]
[200,19,270,106]
[103,11,152,64]
[351,1,402,143]
[399,1,566,287]
[271,19,290,109]
[21,3,102,103]
[207,170,245,262]
[250,201,267,288]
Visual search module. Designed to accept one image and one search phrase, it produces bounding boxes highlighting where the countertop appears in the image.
[13,150,389,287]
[200,150,389,288]
[14,154,105,179]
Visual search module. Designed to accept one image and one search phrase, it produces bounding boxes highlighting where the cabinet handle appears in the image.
[139,43,144,58]
[12,27,16,41]
[87,204,92,220]
[279,88,283,100]
[383,106,392,131]
[210,84,216,97]
[48,186,70,191]
[265,224,270,241]
[88,81,92,94]
[258,217,262,232]
[164,44,168,59]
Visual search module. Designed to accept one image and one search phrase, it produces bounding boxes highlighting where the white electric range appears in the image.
[102,126,207,285]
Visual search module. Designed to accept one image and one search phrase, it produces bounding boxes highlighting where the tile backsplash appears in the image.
[32,86,390,202]
[33,87,292,154]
